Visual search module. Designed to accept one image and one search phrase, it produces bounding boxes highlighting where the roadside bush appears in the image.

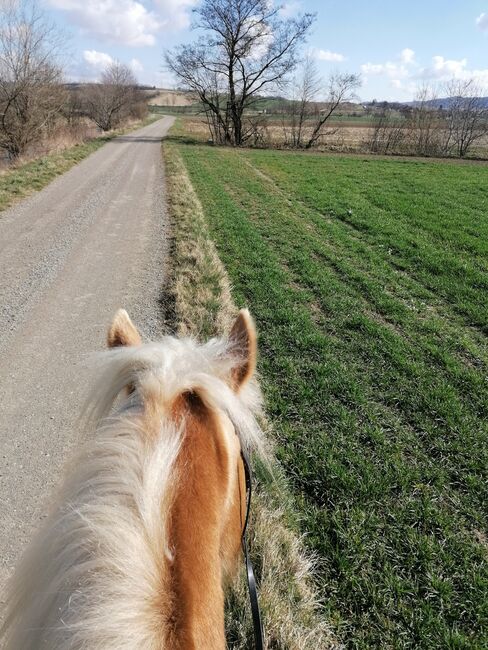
[0,0,65,159]
[84,62,144,132]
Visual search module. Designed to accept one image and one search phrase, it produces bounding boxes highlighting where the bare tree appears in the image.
[283,55,321,148]
[369,105,406,154]
[442,78,488,157]
[60,86,85,127]
[199,69,229,143]
[304,72,361,149]
[406,84,443,156]
[165,0,315,145]
[85,62,140,132]
[0,0,65,158]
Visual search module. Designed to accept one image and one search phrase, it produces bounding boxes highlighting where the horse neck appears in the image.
[166,395,244,649]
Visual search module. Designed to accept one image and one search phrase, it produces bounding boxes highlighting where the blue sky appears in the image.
[43,0,488,101]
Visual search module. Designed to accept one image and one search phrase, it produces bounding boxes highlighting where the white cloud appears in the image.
[47,0,183,46]
[400,48,415,64]
[361,62,384,75]
[67,49,113,81]
[416,55,488,84]
[49,0,160,46]
[472,69,488,85]
[362,50,483,83]
[129,58,144,74]
[46,0,199,46]
[314,49,346,62]
[83,49,114,71]
[419,55,468,79]
[476,12,488,31]
[361,48,488,98]
[361,49,415,81]
[154,0,198,30]
[361,61,409,79]
[75,51,144,81]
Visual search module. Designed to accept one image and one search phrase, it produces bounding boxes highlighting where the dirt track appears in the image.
[0,116,175,594]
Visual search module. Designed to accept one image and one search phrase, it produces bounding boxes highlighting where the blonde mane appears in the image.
[1,334,265,650]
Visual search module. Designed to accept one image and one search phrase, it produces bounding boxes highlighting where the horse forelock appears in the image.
[85,335,266,459]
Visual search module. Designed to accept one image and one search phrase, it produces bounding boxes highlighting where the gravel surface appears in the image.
[0,116,175,595]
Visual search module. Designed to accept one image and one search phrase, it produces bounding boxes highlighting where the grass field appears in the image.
[169,138,488,648]
[162,144,338,649]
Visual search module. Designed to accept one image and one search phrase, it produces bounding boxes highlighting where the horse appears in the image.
[1,308,265,649]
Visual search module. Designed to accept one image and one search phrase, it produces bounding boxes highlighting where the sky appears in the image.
[42,0,488,101]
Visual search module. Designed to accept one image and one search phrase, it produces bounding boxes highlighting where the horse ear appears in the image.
[229,309,257,390]
[107,309,142,348]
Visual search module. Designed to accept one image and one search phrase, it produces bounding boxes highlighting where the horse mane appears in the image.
[1,335,265,650]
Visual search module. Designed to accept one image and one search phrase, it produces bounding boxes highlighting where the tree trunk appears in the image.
[228,57,242,146]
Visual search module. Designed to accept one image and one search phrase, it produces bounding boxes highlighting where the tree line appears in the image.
[369,81,488,158]
[2,0,487,161]
[166,0,488,158]
[0,0,146,160]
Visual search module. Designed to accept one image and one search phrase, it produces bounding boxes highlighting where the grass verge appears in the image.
[0,115,162,214]
[162,140,339,649]
[166,136,488,649]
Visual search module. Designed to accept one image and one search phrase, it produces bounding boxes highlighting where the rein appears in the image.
[240,448,264,650]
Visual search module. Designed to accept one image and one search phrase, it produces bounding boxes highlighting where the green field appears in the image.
[172,141,488,649]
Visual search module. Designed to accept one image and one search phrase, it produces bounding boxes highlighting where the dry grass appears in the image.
[170,115,372,152]
[162,141,339,649]
[226,486,339,649]
[0,115,160,213]
[162,143,235,339]
[171,115,488,158]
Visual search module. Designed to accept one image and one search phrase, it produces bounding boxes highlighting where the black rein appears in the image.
[240,448,264,650]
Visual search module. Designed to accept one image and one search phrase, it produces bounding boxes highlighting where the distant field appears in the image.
[148,89,196,107]
[150,105,375,125]
[172,140,488,648]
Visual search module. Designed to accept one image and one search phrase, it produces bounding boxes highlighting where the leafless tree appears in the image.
[199,69,228,143]
[165,0,315,145]
[283,55,321,147]
[441,78,488,157]
[304,72,361,149]
[60,85,86,127]
[369,105,406,154]
[85,62,141,131]
[0,0,65,158]
[406,84,444,156]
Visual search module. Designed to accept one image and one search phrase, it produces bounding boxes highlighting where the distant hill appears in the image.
[147,89,366,115]
[409,96,488,109]
[148,89,197,107]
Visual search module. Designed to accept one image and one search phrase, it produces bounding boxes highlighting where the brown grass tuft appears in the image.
[162,139,340,649]
[162,144,236,339]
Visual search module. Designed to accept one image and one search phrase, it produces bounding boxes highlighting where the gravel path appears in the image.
[0,116,175,594]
